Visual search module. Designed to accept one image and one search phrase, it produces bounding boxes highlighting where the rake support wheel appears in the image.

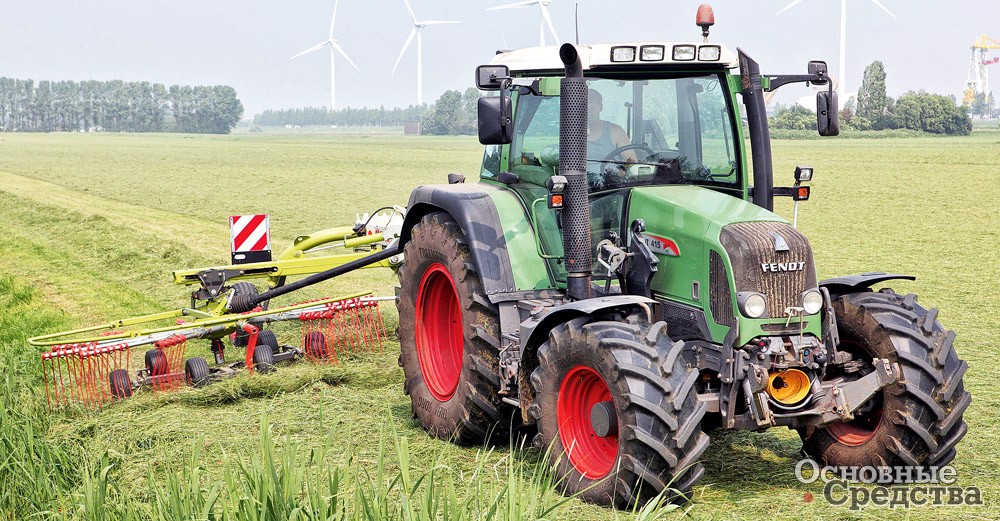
[145,348,169,376]
[304,331,328,359]
[109,369,132,399]
[799,289,970,472]
[530,318,709,507]
[252,330,278,374]
[397,211,510,444]
[184,357,211,388]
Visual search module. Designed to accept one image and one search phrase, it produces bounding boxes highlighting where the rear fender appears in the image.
[401,184,550,301]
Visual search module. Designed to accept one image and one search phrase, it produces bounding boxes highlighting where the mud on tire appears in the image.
[799,289,971,471]
[530,318,709,507]
[397,212,513,444]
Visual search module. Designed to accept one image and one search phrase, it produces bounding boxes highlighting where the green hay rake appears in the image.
[32,208,401,408]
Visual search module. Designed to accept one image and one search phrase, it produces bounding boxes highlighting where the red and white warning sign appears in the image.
[230,214,272,264]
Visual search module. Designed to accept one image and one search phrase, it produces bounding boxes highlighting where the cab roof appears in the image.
[490,42,739,75]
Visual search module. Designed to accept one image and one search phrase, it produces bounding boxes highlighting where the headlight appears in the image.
[611,46,636,62]
[640,45,665,61]
[738,292,767,318]
[802,289,824,315]
[698,45,721,61]
[672,45,696,61]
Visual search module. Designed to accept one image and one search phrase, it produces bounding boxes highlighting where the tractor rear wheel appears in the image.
[398,212,510,445]
[799,289,970,472]
[530,318,709,507]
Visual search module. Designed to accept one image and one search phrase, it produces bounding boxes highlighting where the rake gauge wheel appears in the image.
[108,369,132,399]
[184,357,211,388]
[252,330,278,374]
[398,212,511,444]
[530,318,709,507]
[145,348,169,376]
[798,290,970,471]
[303,331,328,359]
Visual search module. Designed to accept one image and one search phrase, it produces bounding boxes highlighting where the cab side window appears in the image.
[509,95,561,186]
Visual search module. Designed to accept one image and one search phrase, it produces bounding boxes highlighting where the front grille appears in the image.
[719,221,817,319]
[709,250,736,327]
[761,321,809,333]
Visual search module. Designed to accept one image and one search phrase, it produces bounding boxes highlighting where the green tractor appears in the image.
[392,6,970,507]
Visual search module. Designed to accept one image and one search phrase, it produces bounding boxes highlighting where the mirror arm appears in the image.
[764,74,830,92]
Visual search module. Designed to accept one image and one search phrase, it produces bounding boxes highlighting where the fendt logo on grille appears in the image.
[761,261,806,272]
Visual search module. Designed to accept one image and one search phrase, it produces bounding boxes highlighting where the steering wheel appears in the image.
[601,143,656,163]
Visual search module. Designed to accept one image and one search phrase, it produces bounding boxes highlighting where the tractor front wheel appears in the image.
[799,289,970,472]
[530,318,709,507]
[398,212,510,445]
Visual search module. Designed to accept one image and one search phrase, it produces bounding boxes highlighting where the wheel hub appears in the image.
[557,365,618,478]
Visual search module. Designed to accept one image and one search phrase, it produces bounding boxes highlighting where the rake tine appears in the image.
[42,354,51,408]
[92,347,104,406]
[374,302,385,351]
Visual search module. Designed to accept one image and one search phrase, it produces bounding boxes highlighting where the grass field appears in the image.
[0,131,997,520]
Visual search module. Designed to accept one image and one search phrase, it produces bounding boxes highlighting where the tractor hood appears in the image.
[629,185,784,240]
[627,184,785,308]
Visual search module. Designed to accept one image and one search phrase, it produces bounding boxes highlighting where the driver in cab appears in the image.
[587,89,636,186]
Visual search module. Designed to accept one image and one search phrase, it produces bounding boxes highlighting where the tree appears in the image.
[769,104,816,130]
[893,91,972,135]
[422,89,466,135]
[970,92,989,119]
[856,61,889,129]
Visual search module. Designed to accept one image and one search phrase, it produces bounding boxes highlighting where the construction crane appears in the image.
[963,35,1000,106]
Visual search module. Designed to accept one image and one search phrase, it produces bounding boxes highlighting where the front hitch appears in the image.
[770,358,900,427]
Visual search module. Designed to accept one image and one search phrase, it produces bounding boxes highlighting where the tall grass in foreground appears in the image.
[60,417,574,520]
[65,417,683,520]
[0,276,79,515]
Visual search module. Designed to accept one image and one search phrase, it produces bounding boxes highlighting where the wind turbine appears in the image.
[291,0,360,111]
[487,0,559,46]
[392,0,461,106]
[777,0,895,102]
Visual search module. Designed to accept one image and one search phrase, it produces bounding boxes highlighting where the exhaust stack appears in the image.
[558,44,593,301]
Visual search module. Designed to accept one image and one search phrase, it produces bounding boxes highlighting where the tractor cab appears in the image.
[481,42,744,199]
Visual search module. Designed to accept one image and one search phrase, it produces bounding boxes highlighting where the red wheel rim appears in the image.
[415,263,464,402]
[827,406,883,446]
[824,339,884,446]
[557,365,617,478]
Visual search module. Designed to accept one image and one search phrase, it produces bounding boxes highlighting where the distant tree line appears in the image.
[0,78,244,134]
[254,105,426,127]
[253,87,481,135]
[770,61,972,135]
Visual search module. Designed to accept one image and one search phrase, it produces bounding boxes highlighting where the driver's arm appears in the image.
[610,124,638,162]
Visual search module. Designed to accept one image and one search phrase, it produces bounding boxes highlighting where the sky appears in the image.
[3,1,999,116]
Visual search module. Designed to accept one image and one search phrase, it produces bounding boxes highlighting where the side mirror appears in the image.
[807,61,828,85]
[475,65,509,90]
[478,96,513,144]
[817,90,840,136]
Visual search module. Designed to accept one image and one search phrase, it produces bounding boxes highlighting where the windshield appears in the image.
[509,74,740,192]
